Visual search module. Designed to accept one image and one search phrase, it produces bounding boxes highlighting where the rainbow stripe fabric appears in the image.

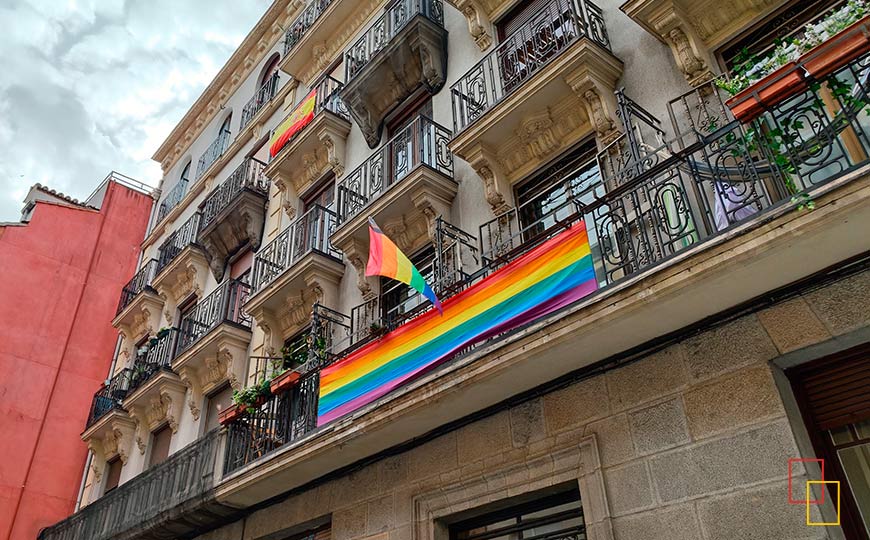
[269,88,317,157]
[317,221,598,426]
[366,218,442,312]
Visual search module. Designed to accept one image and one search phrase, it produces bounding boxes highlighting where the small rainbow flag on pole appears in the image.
[366,217,442,313]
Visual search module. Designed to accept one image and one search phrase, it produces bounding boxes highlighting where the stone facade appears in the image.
[186,266,870,540]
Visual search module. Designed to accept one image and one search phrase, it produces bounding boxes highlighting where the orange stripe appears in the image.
[380,236,398,278]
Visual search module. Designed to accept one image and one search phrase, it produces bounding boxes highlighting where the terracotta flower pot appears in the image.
[725,15,870,124]
[218,404,246,425]
[270,369,301,395]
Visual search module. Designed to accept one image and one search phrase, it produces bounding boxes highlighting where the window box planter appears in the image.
[269,368,301,395]
[726,14,870,123]
[218,396,268,425]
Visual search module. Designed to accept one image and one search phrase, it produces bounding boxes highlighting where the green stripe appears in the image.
[409,267,426,293]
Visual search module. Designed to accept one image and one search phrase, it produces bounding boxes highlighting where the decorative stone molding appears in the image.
[198,193,268,282]
[563,56,624,146]
[123,374,188,438]
[82,413,137,466]
[114,293,164,345]
[455,0,494,50]
[152,0,299,174]
[412,435,613,540]
[91,462,103,484]
[620,0,783,87]
[178,367,202,421]
[345,240,376,300]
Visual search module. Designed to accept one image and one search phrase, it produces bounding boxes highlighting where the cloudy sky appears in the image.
[0,0,271,221]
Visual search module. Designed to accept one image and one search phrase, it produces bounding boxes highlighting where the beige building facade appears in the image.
[41,0,870,539]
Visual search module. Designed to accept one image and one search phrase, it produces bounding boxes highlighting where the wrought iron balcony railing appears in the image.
[86,369,132,428]
[128,328,180,394]
[199,158,268,230]
[451,0,610,133]
[156,177,189,224]
[270,76,349,161]
[116,259,158,315]
[336,115,453,223]
[251,205,341,293]
[223,304,347,474]
[283,0,333,57]
[177,279,252,354]
[344,0,444,82]
[156,212,201,275]
[38,429,221,540]
[195,128,232,181]
[240,72,282,131]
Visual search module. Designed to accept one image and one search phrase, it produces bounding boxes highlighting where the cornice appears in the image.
[151,0,304,175]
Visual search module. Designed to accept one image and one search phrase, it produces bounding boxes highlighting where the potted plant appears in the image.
[156,327,171,339]
[369,322,387,338]
[220,378,273,425]
[270,367,302,394]
[720,0,870,123]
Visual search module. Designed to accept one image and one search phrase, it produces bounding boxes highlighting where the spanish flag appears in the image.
[269,88,318,157]
[366,217,443,314]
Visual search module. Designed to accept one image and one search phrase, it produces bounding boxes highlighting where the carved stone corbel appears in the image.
[564,62,623,146]
[178,367,202,421]
[345,239,376,300]
[217,347,243,392]
[450,0,493,50]
[129,410,147,455]
[648,8,714,87]
[318,127,347,179]
[91,462,103,484]
[273,175,299,221]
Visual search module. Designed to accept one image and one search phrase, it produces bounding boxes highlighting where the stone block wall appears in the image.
[197,268,870,540]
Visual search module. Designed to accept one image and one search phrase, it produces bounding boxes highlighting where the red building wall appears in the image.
[0,180,152,540]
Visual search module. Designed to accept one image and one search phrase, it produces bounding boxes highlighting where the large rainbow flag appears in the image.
[317,221,597,426]
[269,88,317,157]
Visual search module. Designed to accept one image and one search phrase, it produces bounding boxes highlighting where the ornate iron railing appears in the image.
[251,205,341,293]
[38,429,221,540]
[127,328,180,393]
[156,213,202,275]
[156,177,189,224]
[86,369,132,428]
[241,71,282,130]
[199,158,268,230]
[451,0,610,133]
[344,0,444,81]
[336,115,453,223]
[284,0,333,56]
[116,259,158,315]
[223,304,347,474]
[178,279,252,353]
[195,128,232,180]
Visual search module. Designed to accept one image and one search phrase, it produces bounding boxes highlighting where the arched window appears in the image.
[259,53,281,88]
[219,113,232,136]
[180,161,191,184]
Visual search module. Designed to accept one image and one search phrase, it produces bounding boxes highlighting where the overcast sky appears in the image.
[0,0,270,221]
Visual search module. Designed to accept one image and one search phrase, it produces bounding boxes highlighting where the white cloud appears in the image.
[0,0,269,220]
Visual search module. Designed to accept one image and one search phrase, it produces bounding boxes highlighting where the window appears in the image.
[180,161,191,185]
[204,384,234,433]
[103,457,122,494]
[230,248,254,283]
[386,97,433,182]
[304,177,335,211]
[449,489,585,540]
[260,53,281,87]
[219,114,233,137]
[381,245,436,323]
[515,141,600,243]
[719,0,843,71]
[148,425,172,468]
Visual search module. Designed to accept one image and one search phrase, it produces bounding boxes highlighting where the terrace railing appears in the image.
[38,429,221,540]
[156,177,189,224]
[283,0,333,57]
[200,158,268,230]
[156,213,202,275]
[128,328,180,393]
[86,369,132,428]
[451,0,610,133]
[178,279,252,353]
[250,205,341,293]
[195,128,232,181]
[116,259,158,315]
[336,115,453,223]
[240,71,282,131]
[344,0,444,81]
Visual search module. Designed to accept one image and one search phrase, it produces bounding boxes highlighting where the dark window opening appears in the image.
[148,424,172,468]
[260,53,281,87]
[304,176,336,211]
[204,384,234,433]
[380,245,436,324]
[103,457,122,494]
[449,488,585,540]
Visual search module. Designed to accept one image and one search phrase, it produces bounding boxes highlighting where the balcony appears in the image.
[279,0,382,85]
[113,259,163,343]
[81,370,137,468]
[197,158,269,281]
[449,0,622,214]
[264,76,351,212]
[155,177,188,224]
[39,430,231,540]
[173,279,252,405]
[245,205,344,344]
[195,128,232,182]
[152,213,208,309]
[332,115,456,297]
[86,370,131,429]
[214,54,870,507]
[339,0,448,148]
[240,72,282,131]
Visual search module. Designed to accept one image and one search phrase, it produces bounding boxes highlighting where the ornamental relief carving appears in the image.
[498,101,586,179]
[178,368,202,421]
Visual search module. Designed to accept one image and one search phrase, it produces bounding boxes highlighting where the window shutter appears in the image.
[790,344,870,431]
[500,0,573,38]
